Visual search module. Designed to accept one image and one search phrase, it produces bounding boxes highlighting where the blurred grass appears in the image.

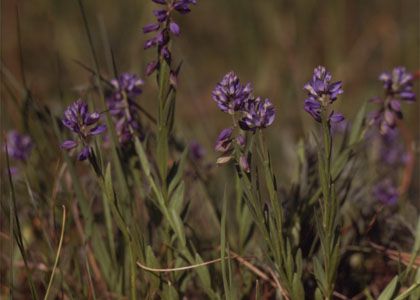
[2,0,418,162]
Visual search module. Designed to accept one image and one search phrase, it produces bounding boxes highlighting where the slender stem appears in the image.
[319,109,338,300]
[44,206,66,300]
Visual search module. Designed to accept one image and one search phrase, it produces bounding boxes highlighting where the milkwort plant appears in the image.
[1,1,420,299]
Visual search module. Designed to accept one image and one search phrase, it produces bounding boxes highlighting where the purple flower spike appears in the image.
[5,130,33,161]
[371,67,416,135]
[107,73,144,144]
[240,97,275,130]
[304,66,344,123]
[61,99,106,160]
[372,178,399,205]
[212,71,253,114]
[143,0,197,75]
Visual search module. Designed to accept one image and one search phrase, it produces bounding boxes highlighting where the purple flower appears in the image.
[189,140,206,161]
[142,0,197,75]
[239,97,275,130]
[61,99,106,161]
[371,67,416,135]
[372,178,398,205]
[378,128,408,167]
[110,73,144,100]
[379,67,415,101]
[212,71,253,114]
[107,73,144,144]
[214,127,233,153]
[5,130,33,161]
[239,155,250,173]
[303,66,344,123]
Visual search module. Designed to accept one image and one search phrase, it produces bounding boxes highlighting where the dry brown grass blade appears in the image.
[369,242,420,268]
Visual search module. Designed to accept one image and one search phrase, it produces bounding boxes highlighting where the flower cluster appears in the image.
[372,178,399,205]
[212,71,252,114]
[239,97,276,131]
[214,128,249,172]
[106,73,144,143]
[370,67,416,135]
[378,128,408,166]
[5,130,33,161]
[303,66,344,123]
[212,71,275,130]
[61,99,106,161]
[143,0,197,75]
[212,71,275,172]
[370,127,407,206]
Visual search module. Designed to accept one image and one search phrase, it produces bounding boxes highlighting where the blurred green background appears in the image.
[2,0,419,172]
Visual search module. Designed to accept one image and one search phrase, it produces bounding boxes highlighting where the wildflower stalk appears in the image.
[315,109,340,300]
[76,0,131,213]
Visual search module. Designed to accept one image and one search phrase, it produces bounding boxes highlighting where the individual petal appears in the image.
[236,135,246,148]
[144,37,157,49]
[89,124,107,136]
[389,99,401,112]
[214,127,233,152]
[216,155,233,165]
[153,9,168,22]
[384,109,396,126]
[329,112,345,123]
[143,23,160,33]
[146,61,159,76]
[239,155,250,173]
[174,3,191,14]
[400,91,416,101]
[85,112,100,125]
[169,22,180,35]
[161,46,171,63]
[78,147,91,161]
[60,140,78,150]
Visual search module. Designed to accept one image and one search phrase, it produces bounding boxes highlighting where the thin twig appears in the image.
[267,268,290,300]
[44,205,66,300]
[333,291,350,300]
[137,255,238,273]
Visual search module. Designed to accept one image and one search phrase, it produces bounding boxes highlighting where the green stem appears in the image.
[320,110,338,300]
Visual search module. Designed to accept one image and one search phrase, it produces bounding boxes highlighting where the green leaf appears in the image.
[168,182,185,215]
[295,248,303,278]
[145,246,160,292]
[195,253,217,299]
[292,272,305,300]
[378,276,399,300]
[104,164,129,238]
[170,208,186,247]
[162,282,179,300]
[168,148,189,196]
[315,288,323,300]
[313,257,326,295]
[349,102,367,145]
[220,188,231,299]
